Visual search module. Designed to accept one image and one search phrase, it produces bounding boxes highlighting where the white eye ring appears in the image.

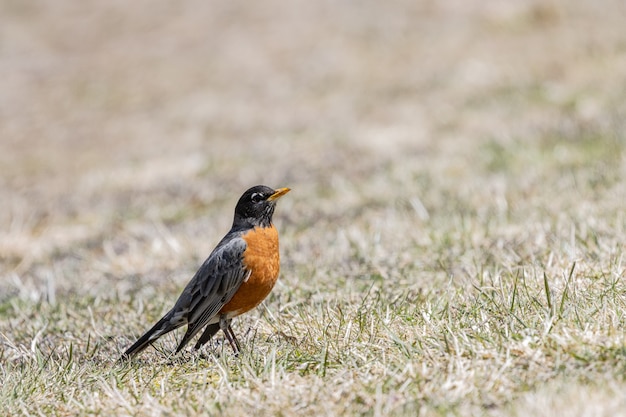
[251,192,263,203]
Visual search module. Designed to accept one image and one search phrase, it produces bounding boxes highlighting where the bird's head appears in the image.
[233,185,290,228]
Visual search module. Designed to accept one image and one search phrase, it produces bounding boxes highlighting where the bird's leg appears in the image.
[226,324,242,353]
[219,316,241,354]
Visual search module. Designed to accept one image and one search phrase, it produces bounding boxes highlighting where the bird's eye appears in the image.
[250,192,263,203]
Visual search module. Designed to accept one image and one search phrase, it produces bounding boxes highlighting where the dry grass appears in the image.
[1,0,626,415]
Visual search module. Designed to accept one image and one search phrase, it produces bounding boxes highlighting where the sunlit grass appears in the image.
[2,0,626,415]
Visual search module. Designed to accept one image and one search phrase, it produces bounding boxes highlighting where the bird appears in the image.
[121,185,290,359]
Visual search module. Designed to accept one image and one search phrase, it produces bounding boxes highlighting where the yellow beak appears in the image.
[267,187,291,201]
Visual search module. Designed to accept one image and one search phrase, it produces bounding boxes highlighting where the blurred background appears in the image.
[1,0,625,300]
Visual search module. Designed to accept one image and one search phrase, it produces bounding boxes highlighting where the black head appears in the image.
[232,185,290,228]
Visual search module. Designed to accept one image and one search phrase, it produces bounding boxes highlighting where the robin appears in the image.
[122,185,290,358]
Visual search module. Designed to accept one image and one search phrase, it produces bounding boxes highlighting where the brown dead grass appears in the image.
[1,0,626,415]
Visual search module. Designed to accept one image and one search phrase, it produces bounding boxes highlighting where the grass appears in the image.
[2,0,626,415]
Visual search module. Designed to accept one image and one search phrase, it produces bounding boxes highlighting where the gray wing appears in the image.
[170,235,249,352]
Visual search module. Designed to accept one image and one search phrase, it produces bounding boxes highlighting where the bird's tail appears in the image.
[121,310,184,359]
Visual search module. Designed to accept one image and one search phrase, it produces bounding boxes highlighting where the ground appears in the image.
[1,0,626,415]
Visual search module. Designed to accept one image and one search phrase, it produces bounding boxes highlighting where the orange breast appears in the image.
[220,225,280,316]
